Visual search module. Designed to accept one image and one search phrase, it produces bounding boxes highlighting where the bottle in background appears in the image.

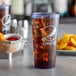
[54,0,68,17]
[24,0,32,23]
[10,19,17,33]
[11,0,24,20]
[32,0,52,13]
[20,20,28,40]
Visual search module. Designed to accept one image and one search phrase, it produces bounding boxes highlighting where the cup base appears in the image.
[35,65,55,69]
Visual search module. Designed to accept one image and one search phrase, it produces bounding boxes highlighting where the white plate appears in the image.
[57,50,76,56]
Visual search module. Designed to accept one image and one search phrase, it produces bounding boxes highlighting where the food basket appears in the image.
[0,34,26,54]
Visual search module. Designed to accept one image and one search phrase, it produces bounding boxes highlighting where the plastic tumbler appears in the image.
[32,12,59,69]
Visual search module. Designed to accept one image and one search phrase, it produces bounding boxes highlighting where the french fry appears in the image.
[64,46,76,51]
[70,37,76,46]
[57,45,60,50]
[59,34,69,50]
[57,38,62,45]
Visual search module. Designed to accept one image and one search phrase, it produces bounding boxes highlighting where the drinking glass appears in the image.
[32,12,59,69]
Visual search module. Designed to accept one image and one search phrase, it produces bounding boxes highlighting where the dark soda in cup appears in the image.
[32,13,59,69]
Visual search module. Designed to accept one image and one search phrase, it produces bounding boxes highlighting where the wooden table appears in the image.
[0,24,76,76]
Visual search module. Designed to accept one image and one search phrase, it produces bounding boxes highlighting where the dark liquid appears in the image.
[32,18,56,69]
[0,7,3,32]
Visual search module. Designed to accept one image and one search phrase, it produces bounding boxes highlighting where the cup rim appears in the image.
[32,12,60,19]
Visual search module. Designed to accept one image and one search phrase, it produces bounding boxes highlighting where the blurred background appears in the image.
[0,0,76,24]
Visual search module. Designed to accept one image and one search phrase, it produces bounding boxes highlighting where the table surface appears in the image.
[0,23,76,76]
[60,17,76,24]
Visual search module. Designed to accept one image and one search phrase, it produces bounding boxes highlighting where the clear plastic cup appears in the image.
[32,12,59,69]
